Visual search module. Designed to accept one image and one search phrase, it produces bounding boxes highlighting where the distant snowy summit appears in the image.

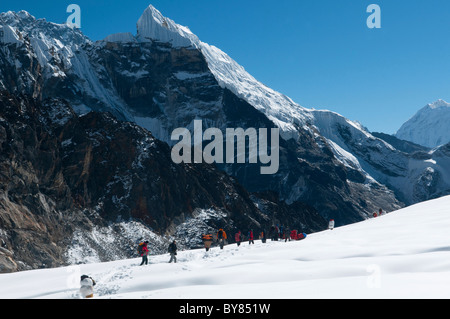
[396,99,450,148]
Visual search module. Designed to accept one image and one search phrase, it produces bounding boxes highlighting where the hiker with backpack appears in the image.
[235,231,242,247]
[270,225,279,241]
[168,240,177,263]
[328,219,335,230]
[138,241,149,265]
[202,234,213,251]
[216,228,227,249]
[248,230,254,245]
[284,226,291,242]
[80,275,96,299]
[259,230,267,243]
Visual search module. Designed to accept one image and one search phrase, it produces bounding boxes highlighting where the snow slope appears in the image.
[1,195,450,299]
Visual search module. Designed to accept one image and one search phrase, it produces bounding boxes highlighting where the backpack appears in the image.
[202,234,212,241]
[297,232,306,240]
[290,230,298,240]
[168,242,176,253]
[80,275,96,286]
[137,242,144,255]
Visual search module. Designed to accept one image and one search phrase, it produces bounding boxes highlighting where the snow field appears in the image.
[1,195,450,299]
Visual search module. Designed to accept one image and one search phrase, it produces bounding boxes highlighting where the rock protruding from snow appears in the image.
[396,99,450,148]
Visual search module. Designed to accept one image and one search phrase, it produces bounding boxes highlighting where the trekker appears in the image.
[235,231,242,247]
[168,240,177,263]
[216,228,227,249]
[260,230,266,243]
[80,275,96,299]
[248,230,254,244]
[269,226,275,241]
[271,225,279,241]
[284,226,291,242]
[328,219,335,230]
[139,241,149,265]
[202,234,213,251]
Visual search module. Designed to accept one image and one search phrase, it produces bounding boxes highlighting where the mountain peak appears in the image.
[426,99,450,109]
[1,10,35,22]
[0,9,88,45]
[136,5,198,47]
[396,99,450,148]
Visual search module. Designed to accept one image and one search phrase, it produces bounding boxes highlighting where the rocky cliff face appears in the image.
[0,92,86,272]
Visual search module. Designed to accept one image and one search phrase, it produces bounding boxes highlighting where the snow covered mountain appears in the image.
[2,195,450,299]
[307,109,450,205]
[99,7,450,210]
[0,5,404,224]
[133,5,313,142]
[396,99,450,148]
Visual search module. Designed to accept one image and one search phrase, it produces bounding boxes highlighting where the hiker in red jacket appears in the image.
[139,241,149,265]
[248,230,254,245]
[235,231,242,247]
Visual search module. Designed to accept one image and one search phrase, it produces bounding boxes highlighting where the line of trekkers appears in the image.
[201,225,307,252]
[136,225,308,266]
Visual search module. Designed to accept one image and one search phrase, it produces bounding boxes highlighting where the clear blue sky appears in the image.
[2,0,450,134]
